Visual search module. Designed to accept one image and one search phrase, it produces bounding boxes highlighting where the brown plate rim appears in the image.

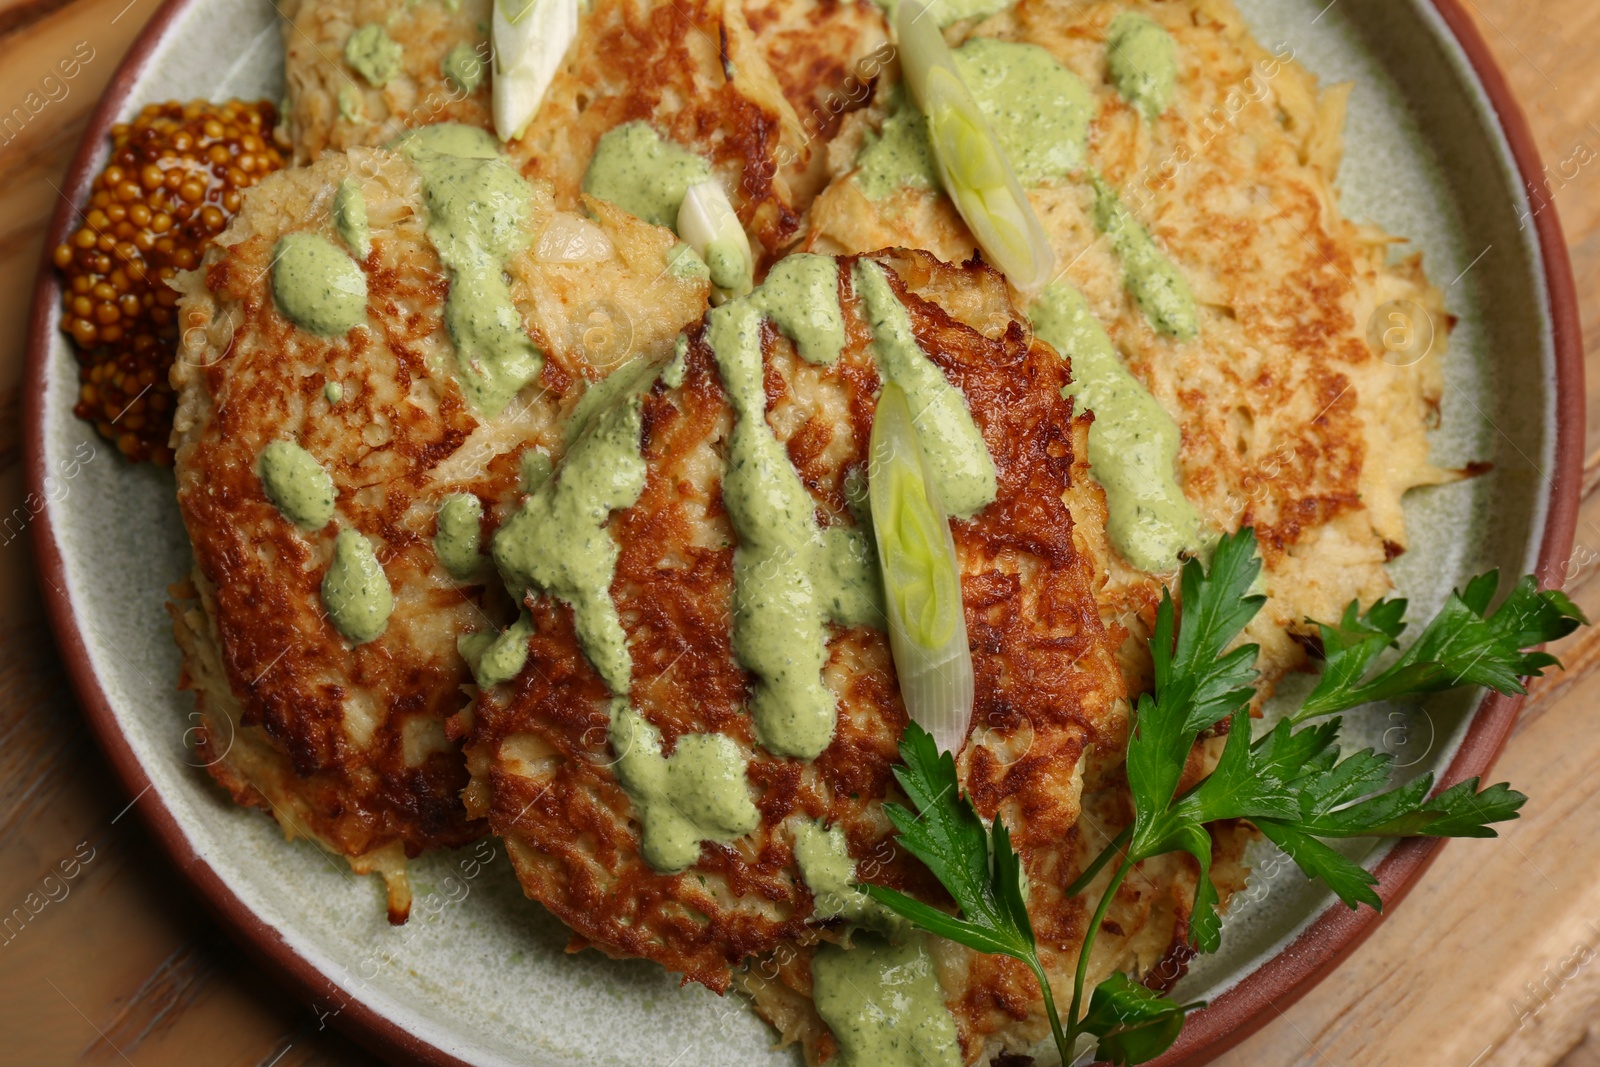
[21,0,1583,1064]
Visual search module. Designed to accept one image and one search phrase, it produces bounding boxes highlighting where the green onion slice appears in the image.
[869,380,975,755]
[492,0,579,143]
[676,180,754,304]
[896,0,1055,291]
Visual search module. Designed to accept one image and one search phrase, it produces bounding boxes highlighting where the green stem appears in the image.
[1064,853,1135,1052]
[1029,956,1072,1067]
[1063,825,1132,899]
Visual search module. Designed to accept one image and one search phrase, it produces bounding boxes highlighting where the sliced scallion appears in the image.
[676,180,754,304]
[895,0,1055,290]
[492,0,579,143]
[868,380,975,756]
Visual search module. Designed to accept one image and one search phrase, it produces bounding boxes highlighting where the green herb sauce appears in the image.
[322,529,394,644]
[699,257,887,758]
[566,357,656,446]
[337,84,366,123]
[704,257,1002,757]
[393,122,501,158]
[1106,12,1178,121]
[667,242,711,282]
[705,239,748,292]
[333,178,371,260]
[1033,282,1203,572]
[345,24,403,87]
[609,699,759,872]
[793,822,904,932]
[257,440,336,530]
[854,85,937,200]
[434,493,485,578]
[491,362,655,695]
[707,298,841,759]
[1090,174,1197,340]
[399,125,544,415]
[855,40,1094,198]
[270,233,367,337]
[817,525,883,628]
[812,936,962,1067]
[459,611,534,688]
[661,333,690,388]
[852,261,996,518]
[949,38,1094,182]
[442,41,486,94]
[581,122,713,228]
[520,448,553,493]
[753,253,847,365]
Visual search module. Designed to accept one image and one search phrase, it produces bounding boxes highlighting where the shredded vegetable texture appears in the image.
[868,381,974,756]
[493,0,578,141]
[867,528,1583,1064]
[895,0,1053,289]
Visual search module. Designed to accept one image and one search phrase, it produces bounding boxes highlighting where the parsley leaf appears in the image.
[1080,973,1200,1066]
[863,722,1070,1060]
[1297,574,1585,719]
[1266,771,1527,840]
[1176,714,1528,908]
[1125,530,1264,822]
[1250,819,1381,909]
[1124,529,1265,951]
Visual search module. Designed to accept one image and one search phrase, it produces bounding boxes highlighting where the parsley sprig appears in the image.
[862,726,1068,1056]
[1295,573,1581,720]
[866,529,1584,1065]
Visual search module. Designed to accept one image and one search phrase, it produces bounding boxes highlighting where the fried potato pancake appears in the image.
[742,0,891,201]
[280,0,496,159]
[804,0,1453,686]
[460,248,1246,1060]
[280,0,878,256]
[460,250,1127,986]
[169,146,709,919]
[510,0,805,252]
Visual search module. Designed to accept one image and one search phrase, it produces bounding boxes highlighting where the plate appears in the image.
[23,0,1583,1063]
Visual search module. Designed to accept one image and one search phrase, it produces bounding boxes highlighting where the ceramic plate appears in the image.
[24,0,1583,1063]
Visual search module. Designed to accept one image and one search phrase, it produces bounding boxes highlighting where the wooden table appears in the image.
[1,0,1597,1063]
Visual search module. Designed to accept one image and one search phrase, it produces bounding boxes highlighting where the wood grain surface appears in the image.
[1,0,1597,1064]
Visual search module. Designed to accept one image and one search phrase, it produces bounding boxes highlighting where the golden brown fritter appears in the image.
[280,0,818,257]
[460,249,1248,1063]
[169,147,710,919]
[459,248,1129,990]
[742,0,891,201]
[280,0,495,160]
[511,0,807,253]
[804,0,1453,687]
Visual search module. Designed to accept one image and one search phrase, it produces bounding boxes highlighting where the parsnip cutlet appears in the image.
[514,0,813,254]
[457,249,1130,990]
[803,0,1453,687]
[280,0,813,257]
[169,141,710,919]
[280,0,494,160]
[742,0,891,201]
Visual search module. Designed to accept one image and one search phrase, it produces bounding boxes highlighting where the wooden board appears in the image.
[0,0,1596,1063]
